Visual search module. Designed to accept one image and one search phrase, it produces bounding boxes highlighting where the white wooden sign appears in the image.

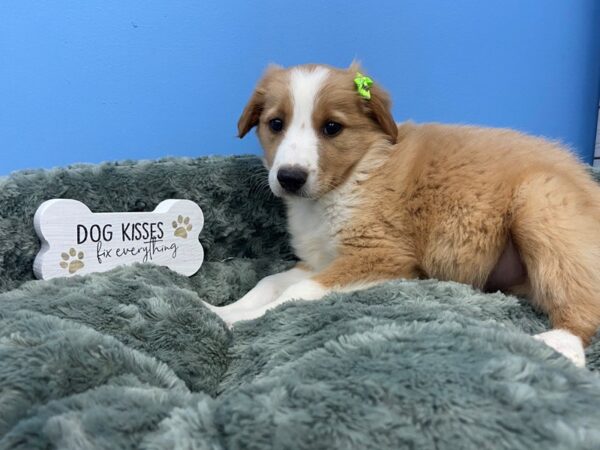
[34,199,204,280]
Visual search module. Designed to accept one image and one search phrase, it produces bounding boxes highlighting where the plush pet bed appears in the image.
[1,155,600,449]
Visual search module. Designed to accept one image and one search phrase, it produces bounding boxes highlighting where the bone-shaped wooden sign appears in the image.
[34,199,204,280]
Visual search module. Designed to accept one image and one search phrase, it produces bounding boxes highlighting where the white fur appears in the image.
[534,329,586,367]
[285,186,361,271]
[203,267,311,317]
[269,66,330,197]
[223,277,382,325]
[227,279,329,324]
[286,197,338,272]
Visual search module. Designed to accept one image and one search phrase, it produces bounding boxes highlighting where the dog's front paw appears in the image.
[222,309,260,327]
[534,329,586,368]
[202,302,236,329]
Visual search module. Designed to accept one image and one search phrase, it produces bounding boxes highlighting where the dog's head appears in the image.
[238,63,397,199]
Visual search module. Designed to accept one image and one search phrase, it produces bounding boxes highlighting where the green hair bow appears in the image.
[354,72,374,100]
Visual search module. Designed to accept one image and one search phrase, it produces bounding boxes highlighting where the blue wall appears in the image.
[1,0,599,175]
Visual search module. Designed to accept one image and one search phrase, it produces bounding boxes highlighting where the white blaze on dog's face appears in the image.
[237,64,398,198]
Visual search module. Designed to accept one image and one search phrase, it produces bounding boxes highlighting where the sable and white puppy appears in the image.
[207,63,600,367]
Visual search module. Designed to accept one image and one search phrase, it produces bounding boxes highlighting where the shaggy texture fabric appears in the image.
[1,155,600,449]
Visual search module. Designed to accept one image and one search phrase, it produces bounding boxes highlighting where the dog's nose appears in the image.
[277,166,308,193]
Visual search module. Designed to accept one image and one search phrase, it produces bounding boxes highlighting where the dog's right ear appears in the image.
[237,90,262,138]
[237,65,282,138]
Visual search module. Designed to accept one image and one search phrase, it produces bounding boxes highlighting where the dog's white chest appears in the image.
[285,192,354,271]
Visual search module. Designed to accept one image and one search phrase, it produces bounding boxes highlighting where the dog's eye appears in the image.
[269,118,284,133]
[323,121,343,137]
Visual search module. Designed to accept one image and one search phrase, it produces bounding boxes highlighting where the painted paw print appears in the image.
[59,248,85,274]
[172,215,192,239]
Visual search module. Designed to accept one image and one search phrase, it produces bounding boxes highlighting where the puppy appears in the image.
[207,63,600,367]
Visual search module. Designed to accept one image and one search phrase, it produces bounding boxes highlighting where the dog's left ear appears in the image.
[350,63,398,144]
[364,83,398,144]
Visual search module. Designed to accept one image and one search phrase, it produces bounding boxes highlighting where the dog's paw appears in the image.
[219,310,249,328]
[534,329,586,368]
[202,302,236,329]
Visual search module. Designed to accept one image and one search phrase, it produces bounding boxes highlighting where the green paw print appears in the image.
[173,215,192,239]
[59,248,85,274]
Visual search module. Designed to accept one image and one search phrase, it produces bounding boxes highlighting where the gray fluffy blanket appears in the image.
[1,156,600,449]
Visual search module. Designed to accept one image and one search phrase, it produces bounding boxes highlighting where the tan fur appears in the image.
[314,69,398,194]
[239,64,600,345]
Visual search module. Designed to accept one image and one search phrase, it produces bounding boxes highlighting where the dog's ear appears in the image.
[350,65,398,144]
[237,64,283,139]
[237,88,264,138]
[348,59,362,74]
[364,82,398,144]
